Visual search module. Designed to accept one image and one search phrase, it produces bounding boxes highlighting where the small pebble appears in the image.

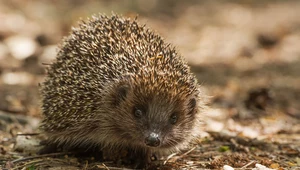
[223,165,234,170]
[1,71,34,85]
[5,35,38,60]
[253,163,275,170]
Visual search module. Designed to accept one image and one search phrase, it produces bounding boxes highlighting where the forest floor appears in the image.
[0,0,299,169]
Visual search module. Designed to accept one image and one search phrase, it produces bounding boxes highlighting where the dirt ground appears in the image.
[0,0,299,169]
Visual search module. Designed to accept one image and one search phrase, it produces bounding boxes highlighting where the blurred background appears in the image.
[0,0,299,168]
[1,0,299,123]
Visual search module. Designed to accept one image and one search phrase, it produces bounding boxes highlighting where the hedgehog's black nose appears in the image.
[145,133,160,147]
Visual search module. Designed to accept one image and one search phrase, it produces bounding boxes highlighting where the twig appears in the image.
[11,152,72,164]
[241,160,256,169]
[96,164,135,170]
[101,163,110,170]
[164,146,197,164]
[11,159,45,170]
[164,153,177,165]
[17,133,40,136]
[84,160,89,170]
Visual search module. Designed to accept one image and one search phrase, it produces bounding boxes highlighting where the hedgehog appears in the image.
[40,14,205,168]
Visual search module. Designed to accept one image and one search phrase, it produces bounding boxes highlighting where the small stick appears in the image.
[241,160,256,169]
[164,146,197,164]
[11,152,72,164]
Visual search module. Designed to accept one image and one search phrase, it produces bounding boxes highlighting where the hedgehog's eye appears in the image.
[133,108,143,118]
[169,113,178,125]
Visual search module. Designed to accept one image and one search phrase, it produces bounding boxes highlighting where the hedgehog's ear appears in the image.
[117,84,129,101]
[112,83,130,106]
[187,97,197,115]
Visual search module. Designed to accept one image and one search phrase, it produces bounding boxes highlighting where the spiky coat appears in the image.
[40,14,204,160]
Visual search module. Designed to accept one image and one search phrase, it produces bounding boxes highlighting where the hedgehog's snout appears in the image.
[144,132,160,147]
